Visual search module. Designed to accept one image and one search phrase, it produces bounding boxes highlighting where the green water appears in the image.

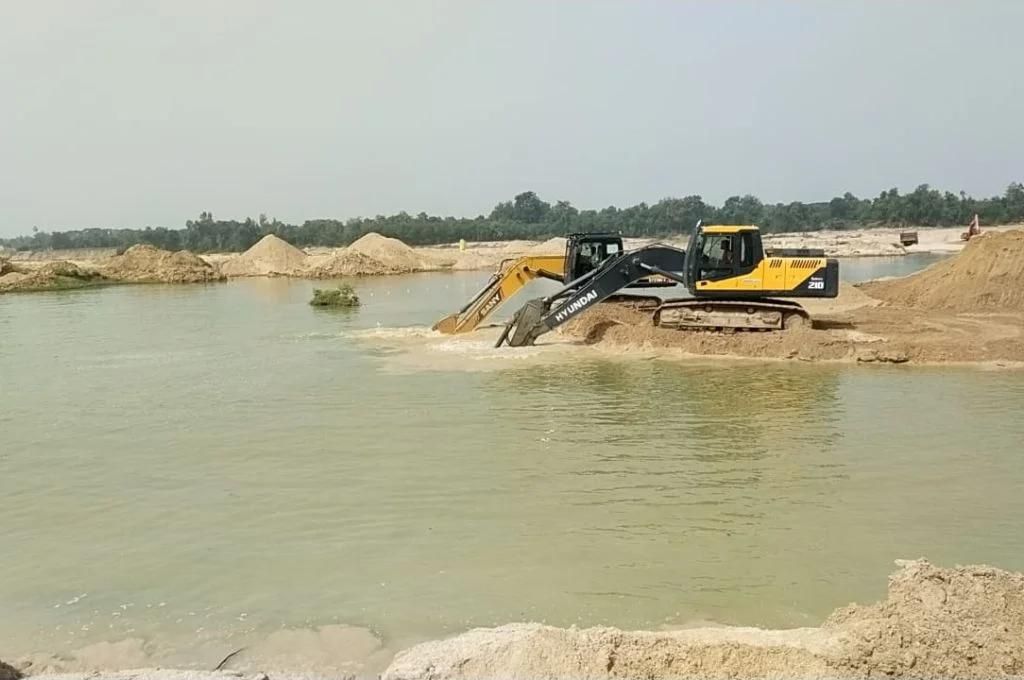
[3,264,1024,666]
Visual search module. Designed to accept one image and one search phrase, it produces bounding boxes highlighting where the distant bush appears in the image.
[310,283,360,307]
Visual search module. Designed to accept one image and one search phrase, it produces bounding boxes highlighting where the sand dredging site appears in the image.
[551,229,1024,368]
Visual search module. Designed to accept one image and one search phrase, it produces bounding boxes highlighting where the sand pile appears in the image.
[311,232,426,277]
[825,559,1024,678]
[348,233,424,270]
[861,229,1024,312]
[525,236,567,255]
[99,245,225,284]
[220,234,308,277]
[384,559,1024,680]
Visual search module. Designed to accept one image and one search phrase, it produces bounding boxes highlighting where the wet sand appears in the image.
[11,559,1024,680]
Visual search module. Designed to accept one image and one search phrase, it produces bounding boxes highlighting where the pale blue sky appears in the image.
[2,1,1022,235]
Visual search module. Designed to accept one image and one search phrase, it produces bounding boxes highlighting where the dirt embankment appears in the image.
[560,229,1024,367]
[1,245,226,293]
[860,229,1024,313]
[0,260,107,293]
[99,245,225,284]
[384,559,1024,680]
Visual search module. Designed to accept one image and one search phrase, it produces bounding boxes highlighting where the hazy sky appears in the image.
[2,1,1022,236]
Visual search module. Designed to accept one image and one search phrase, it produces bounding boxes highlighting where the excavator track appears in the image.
[654,298,809,331]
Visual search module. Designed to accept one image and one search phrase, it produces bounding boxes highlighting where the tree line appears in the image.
[4,183,1023,253]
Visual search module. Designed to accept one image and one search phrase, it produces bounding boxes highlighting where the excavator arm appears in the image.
[496,245,688,347]
[432,255,565,334]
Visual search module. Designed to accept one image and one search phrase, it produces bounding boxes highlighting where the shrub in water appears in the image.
[310,283,360,307]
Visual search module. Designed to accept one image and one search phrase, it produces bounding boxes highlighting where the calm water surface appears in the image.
[3,257,1023,663]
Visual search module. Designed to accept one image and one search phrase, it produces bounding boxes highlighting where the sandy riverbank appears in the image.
[349,229,1024,371]
[6,224,1022,288]
[7,558,1024,680]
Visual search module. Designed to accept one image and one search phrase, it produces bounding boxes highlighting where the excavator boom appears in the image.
[432,255,564,334]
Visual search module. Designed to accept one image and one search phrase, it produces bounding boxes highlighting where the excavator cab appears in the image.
[564,233,624,280]
[681,223,838,298]
[682,224,765,287]
[565,232,677,288]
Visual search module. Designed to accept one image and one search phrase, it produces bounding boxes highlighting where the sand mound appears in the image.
[311,232,427,277]
[826,559,1024,678]
[100,245,225,284]
[220,234,309,277]
[384,559,1024,680]
[310,250,410,277]
[861,229,1024,312]
[347,233,424,271]
[525,236,567,255]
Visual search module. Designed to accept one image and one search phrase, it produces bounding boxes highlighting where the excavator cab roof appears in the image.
[698,224,760,234]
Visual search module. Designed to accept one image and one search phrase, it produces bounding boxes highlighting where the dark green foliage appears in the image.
[4,183,1023,253]
[310,284,360,308]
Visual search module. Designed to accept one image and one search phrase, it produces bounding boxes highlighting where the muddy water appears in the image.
[3,259,1024,668]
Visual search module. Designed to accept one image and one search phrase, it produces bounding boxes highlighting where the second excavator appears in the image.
[495,222,840,347]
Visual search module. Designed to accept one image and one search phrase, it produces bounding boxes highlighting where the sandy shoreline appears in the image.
[6,224,1022,275]
[7,559,1024,680]
[3,224,1020,295]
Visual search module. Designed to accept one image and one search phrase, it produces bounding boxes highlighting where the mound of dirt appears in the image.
[310,233,428,277]
[347,233,424,272]
[525,236,567,255]
[860,229,1024,312]
[310,250,410,277]
[384,559,1024,680]
[220,234,309,277]
[826,559,1024,678]
[100,245,225,284]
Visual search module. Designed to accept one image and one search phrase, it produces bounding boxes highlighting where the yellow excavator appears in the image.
[495,222,840,347]
[432,233,669,334]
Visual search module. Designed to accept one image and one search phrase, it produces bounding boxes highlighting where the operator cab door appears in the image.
[694,231,762,292]
[567,238,622,280]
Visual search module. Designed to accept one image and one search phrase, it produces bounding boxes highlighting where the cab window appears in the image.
[699,234,735,279]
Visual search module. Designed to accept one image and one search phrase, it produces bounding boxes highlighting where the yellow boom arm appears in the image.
[433,255,565,334]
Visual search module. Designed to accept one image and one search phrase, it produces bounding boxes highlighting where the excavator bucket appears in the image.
[496,298,548,347]
[431,313,459,334]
